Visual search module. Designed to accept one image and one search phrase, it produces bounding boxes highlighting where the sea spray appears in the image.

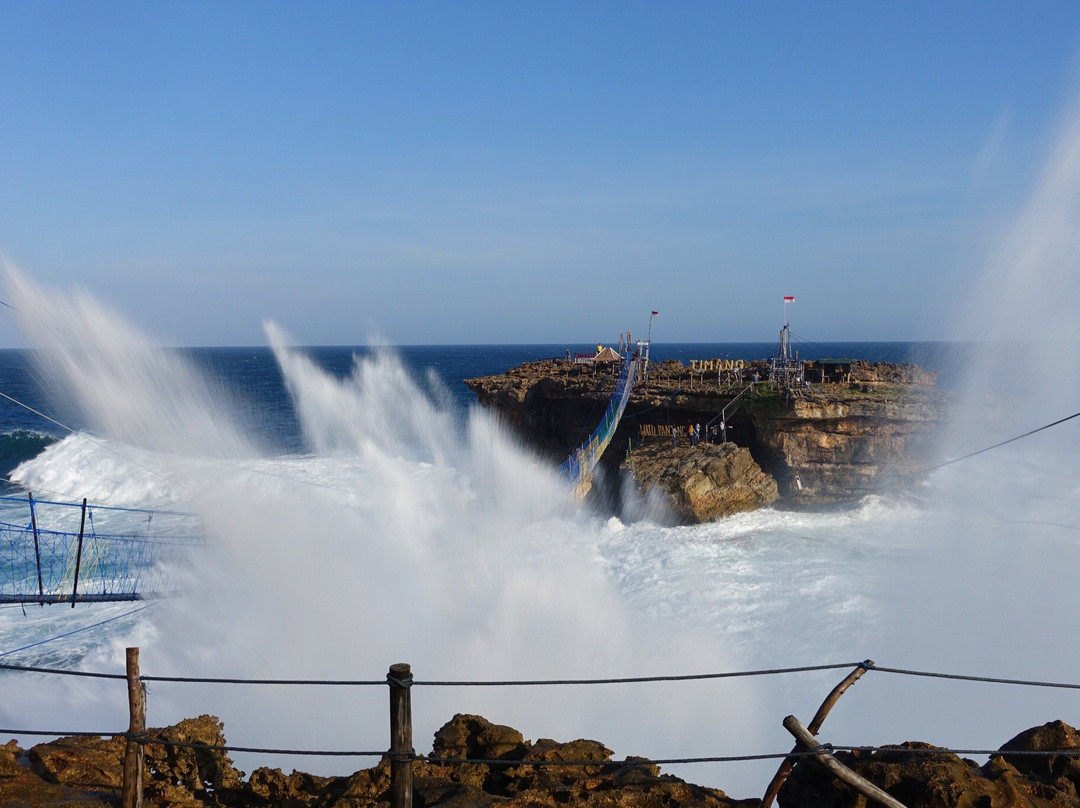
[0,270,762,790]
[824,99,1080,764]
[4,266,254,463]
[6,112,1080,798]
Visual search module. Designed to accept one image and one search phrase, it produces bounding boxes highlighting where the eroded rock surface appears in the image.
[628,442,778,522]
[8,713,1080,807]
[779,721,1080,808]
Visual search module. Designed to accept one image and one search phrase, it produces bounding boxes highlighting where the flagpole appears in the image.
[781,296,795,361]
[644,310,658,381]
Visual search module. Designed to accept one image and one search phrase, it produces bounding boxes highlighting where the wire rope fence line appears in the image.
[7,656,1080,691]
[0,659,871,686]
[2,652,1080,808]
[3,730,1079,766]
[869,664,1080,690]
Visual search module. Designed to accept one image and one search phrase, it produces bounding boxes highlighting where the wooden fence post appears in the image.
[121,647,145,808]
[782,715,908,808]
[387,663,414,808]
[761,660,873,808]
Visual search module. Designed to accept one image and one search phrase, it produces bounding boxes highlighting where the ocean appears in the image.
[0,329,1077,799]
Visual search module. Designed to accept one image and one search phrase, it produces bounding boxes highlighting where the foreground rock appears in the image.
[6,714,1080,807]
[628,442,779,522]
[780,720,1080,808]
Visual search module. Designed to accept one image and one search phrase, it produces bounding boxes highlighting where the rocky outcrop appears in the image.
[465,357,948,517]
[22,714,243,806]
[779,720,1080,808]
[628,442,779,522]
[6,714,1080,807]
[0,713,750,808]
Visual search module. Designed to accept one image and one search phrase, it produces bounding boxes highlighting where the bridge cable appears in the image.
[905,410,1080,480]
[0,603,152,660]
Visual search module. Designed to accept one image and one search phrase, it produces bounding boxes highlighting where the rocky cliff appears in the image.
[465,357,948,520]
[7,713,1080,807]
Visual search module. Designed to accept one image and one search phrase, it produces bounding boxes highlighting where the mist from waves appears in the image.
[0,269,772,793]
[6,101,1080,796]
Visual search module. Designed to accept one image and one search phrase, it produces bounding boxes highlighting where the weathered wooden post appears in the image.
[782,715,908,808]
[387,663,414,808]
[761,660,873,808]
[121,647,145,808]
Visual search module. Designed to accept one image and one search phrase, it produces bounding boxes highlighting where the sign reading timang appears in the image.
[689,359,746,371]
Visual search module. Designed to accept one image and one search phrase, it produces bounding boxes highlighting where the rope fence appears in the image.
[3,729,1079,764]
[2,652,1079,808]
[5,656,1080,690]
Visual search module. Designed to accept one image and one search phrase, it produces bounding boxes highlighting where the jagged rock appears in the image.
[29,734,125,790]
[609,757,662,787]
[628,442,779,522]
[0,739,22,777]
[433,713,529,763]
[247,766,336,806]
[324,761,391,807]
[142,714,245,804]
[779,723,1080,808]
[995,720,1080,782]
[8,714,1080,807]
[0,773,111,807]
[430,713,531,796]
[2,737,116,806]
[503,737,615,790]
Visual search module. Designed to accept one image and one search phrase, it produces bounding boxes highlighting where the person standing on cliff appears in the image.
[671,426,677,447]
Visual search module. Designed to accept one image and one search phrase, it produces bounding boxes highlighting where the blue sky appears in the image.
[3,2,1080,346]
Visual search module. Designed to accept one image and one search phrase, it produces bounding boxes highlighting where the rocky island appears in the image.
[466,355,948,522]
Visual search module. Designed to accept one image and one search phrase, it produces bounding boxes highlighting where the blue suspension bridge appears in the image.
[0,494,203,605]
[559,343,643,499]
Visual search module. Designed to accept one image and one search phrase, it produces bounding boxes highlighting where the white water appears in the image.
[2,113,1080,798]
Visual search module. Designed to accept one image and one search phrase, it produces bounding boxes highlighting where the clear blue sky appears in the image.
[2,2,1080,346]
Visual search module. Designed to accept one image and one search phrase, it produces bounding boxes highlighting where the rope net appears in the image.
[0,495,203,604]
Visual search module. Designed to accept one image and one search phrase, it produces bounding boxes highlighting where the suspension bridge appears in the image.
[0,493,203,605]
[560,345,643,499]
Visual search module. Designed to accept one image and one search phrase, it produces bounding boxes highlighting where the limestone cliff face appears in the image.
[745,388,944,506]
[465,358,949,519]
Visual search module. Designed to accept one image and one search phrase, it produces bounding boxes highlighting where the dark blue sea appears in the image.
[0,341,959,477]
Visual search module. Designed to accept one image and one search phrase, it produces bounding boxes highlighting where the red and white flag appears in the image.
[651,310,659,316]
[783,296,795,302]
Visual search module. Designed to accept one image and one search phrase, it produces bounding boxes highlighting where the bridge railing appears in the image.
[0,494,203,604]
[560,353,638,493]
